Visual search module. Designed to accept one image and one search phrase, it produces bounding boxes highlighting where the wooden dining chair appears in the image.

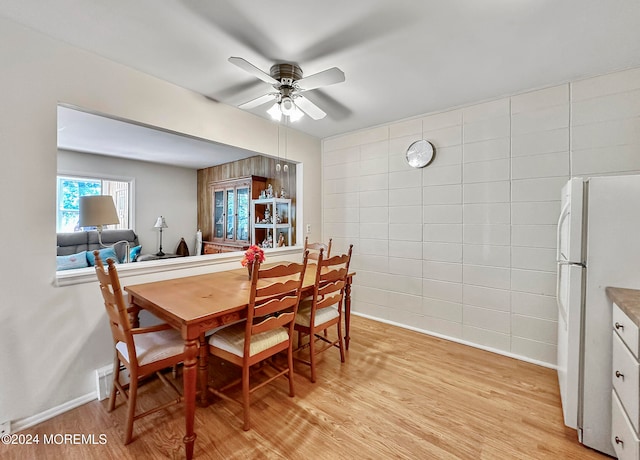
[304,236,332,261]
[294,244,353,383]
[207,252,309,430]
[93,252,185,445]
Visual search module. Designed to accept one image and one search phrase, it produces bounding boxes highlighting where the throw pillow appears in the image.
[86,247,119,266]
[129,245,142,262]
[56,251,89,271]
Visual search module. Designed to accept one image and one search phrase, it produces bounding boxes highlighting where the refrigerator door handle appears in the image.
[557,201,571,263]
[556,262,567,324]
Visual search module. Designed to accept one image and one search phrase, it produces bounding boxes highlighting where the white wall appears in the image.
[323,66,640,367]
[58,150,197,255]
[0,17,320,425]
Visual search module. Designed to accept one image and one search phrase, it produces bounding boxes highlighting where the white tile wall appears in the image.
[390,240,422,259]
[322,66,640,367]
[463,138,510,163]
[359,238,389,256]
[463,265,511,290]
[572,144,640,176]
[463,224,510,245]
[463,181,510,204]
[423,279,462,303]
[462,325,510,352]
[422,297,462,322]
[511,291,557,321]
[423,204,462,224]
[511,177,568,202]
[462,158,510,183]
[423,242,463,263]
[511,225,556,249]
[389,187,422,206]
[463,305,510,334]
[425,317,462,339]
[511,128,569,157]
[423,164,462,186]
[423,260,462,282]
[463,285,510,311]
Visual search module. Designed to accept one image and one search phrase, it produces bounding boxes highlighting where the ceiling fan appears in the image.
[228,57,345,121]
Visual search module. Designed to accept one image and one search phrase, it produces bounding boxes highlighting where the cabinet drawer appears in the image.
[614,303,640,358]
[203,244,219,254]
[612,390,640,460]
[613,333,640,433]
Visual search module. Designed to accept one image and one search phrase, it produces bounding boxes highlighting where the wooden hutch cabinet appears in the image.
[202,176,266,254]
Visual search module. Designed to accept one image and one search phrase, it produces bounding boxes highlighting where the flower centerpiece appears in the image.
[241,245,265,279]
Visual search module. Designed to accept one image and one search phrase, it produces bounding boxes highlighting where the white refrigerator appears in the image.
[557,174,640,456]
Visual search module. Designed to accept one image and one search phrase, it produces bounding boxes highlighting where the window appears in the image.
[56,175,131,232]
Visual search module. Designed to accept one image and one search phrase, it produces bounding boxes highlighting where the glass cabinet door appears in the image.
[213,190,224,238]
[236,186,250,242]
[226,188,235,241]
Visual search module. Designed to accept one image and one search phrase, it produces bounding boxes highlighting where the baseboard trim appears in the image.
[352,312,557,370]
[11,392,96,434]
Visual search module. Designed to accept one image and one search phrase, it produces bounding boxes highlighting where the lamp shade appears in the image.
[267,102,282,121]
[280,96,295,115]
[154,216,168,229]
[78,195,120,228]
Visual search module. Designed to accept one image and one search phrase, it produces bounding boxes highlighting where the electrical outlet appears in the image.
[0,420,11,436]
[306,224,311,234]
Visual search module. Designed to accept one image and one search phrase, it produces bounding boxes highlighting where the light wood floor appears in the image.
[1,316,608,460]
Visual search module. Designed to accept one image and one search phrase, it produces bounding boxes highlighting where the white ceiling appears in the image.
[57,106,258,169]
[4,0,640,159]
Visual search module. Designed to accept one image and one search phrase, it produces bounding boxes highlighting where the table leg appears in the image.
[344,277,352,350]
[183,338,198,460]
[198,333,209,406]
[127,298,141,328]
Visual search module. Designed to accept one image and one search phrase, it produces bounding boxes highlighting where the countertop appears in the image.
[606,286,640,327]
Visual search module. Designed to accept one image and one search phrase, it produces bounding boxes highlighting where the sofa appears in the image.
[56,230,140,270]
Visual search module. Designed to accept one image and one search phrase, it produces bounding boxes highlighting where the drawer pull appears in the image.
[615,436,624,446]
[615,322,624,331]
[615,370,625,381]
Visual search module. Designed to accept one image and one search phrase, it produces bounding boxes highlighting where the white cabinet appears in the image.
[612,301,640,459]
[251,198,292,248]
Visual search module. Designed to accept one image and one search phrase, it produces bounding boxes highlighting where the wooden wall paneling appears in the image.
[197,156,297,245]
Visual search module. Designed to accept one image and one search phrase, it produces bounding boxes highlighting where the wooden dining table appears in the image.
[124,263,355,460]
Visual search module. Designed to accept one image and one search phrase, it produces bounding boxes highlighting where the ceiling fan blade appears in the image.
[303,90,352,121]
[296,67,345,91]
[238,93,276,109]
[228,57,278,85]
[295,96,327,120]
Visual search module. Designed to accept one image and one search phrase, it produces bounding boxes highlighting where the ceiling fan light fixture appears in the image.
[288,105,304,122]
[267,102,282,121]
[280,96,295,115]
[229,57,345,124]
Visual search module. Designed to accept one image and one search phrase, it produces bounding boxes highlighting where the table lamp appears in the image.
[154,216,168,256]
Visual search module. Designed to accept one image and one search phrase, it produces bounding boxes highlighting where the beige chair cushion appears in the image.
[116,329,184,366]
[208,322,289,357]
[295,300,339,328]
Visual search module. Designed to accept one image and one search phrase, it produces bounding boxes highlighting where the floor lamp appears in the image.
[79,195,130,262]
[154,216,168,256]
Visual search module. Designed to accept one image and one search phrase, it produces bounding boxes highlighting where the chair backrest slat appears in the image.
[252,311,295,335]
[308,245,353,322]
[93,251,137,366]
[244,252,309,356]
[304,237,332,261]
[253,295,299,319]
[256,278,301,299]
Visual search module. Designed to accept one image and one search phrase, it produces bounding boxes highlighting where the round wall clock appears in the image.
[405,139,435,168]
